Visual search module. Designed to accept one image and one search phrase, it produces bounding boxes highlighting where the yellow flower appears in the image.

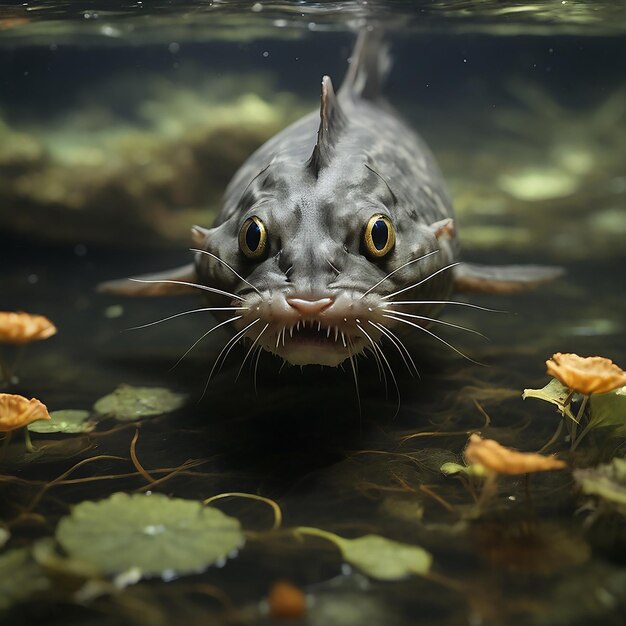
[0,311,57,345]
[0,393,51,432]
[465,434,566,475]
[546,353,626,395]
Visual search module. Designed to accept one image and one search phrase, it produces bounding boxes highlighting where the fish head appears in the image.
[195,159,456,367]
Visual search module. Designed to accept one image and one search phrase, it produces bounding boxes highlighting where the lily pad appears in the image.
[55,492,244,578]
[0,548,50,611]
[93,385,186,421]
[523,379,577,421]
[296,528,432,581]
[28,410,94,434]
[574,458,626,515]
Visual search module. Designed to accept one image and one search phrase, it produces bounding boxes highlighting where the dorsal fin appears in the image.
[307,75,346,176]
[340,30,391,101]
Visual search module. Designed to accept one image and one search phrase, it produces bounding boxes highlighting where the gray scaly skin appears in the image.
[100,32,561,369]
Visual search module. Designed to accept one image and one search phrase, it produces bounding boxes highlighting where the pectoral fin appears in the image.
[97,263,199,297]
[453,263,564,294]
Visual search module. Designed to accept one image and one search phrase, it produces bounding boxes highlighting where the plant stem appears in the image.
[23,427,35,453]
[570,395,590,450]
[538,419,564,453]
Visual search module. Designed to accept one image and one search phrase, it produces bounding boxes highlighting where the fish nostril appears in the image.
[286,296,334,316]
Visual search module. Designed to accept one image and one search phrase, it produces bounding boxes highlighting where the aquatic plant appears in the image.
[547,353,626,396]
[525,353,626,450]
[294,527,432,581]
[574,457,626,519]
[0,548,50,611]
[0,311,56,385]
[93,384,186,421]
[442,434,567,516]
[28,410,95,434]
[55,492,244,578]
[464,433,567,474]
[0,393,51,452]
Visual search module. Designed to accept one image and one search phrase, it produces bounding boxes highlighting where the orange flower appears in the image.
[0,311,57,345]
[546,352,626,395]
[0,393,51,432]
[267,580,306,620]
[465,434,566,475]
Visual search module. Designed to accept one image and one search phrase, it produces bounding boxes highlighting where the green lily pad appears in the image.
[55,492,244,578]
[337,534,432,580]
[28,410,94,434]
[523,379,578,421]
[296,527,432,581]
[0,548,50,611]
[574,458,626,515]
[93,385,186,421]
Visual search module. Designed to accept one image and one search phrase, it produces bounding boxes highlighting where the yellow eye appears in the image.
[239,216,267,259]
[363,214,395,258]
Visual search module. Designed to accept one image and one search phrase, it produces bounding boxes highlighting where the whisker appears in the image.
[346,339,362,416]
[382,313,484,366]
[381,262,460,300]
[358,324,401,417]
[326,258,341,275]
[382,309,488,339]
[127,307,247,331]
[235,323,269,382]
[191,248,261,296]
[170,315,243,371]
[358,326,387,393]
[368,320,419,378]
[360,250,439,298]
[201,318,260,399]
[385,300,505,313]
[130,278,245,302]
[253,345,263,396]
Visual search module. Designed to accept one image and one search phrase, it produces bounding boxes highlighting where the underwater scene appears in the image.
[1,1,626,625]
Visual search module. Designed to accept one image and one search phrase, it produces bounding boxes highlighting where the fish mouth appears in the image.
[266,319,368,367]
[234,291,386,367]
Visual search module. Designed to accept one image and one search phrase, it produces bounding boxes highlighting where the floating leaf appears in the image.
[93,385,186,421]
[56,492,243,578]
[522,379,577,421]
[296,527,432,581]
[28,410,94,434]
[0,548,50,611]
[574,458,626,515]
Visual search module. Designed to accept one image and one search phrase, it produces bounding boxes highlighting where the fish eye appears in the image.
[363,214,395,258]
[239,216,267,259]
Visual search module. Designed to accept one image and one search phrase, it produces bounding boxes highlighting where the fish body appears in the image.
[101,33,561,369]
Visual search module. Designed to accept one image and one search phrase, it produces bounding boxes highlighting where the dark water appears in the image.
[1,2,626,625]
